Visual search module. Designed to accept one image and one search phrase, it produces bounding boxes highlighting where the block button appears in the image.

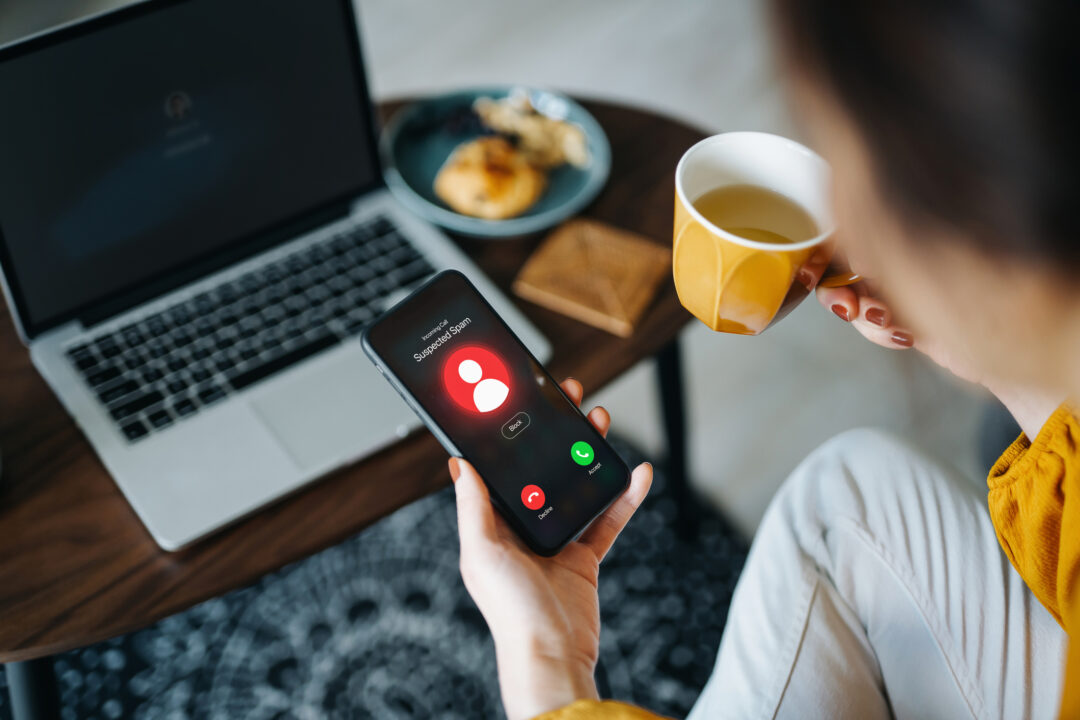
[501,412,530,440]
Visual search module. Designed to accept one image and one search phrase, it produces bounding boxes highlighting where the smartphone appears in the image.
[362,270,631,556]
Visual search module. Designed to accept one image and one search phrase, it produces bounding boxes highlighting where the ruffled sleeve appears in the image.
[987,404,1079,627]
[986,404,1079,718]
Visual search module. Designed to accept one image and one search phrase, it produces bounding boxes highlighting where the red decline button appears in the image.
[521,484,545,510]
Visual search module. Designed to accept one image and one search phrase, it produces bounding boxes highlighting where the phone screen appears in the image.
[363,271,630,555]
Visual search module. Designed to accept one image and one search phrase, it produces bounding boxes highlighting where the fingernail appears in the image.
[831,304,850,322]
[796,268,814,289]
[448,457,461,482]
[865,307,888,327]
[891,330,914,347]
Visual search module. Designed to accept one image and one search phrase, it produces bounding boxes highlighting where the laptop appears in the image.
[0,0,550,550]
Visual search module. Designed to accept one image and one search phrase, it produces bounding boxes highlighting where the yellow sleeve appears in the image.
[1062,617,1080,720]
[986,403,1080,719]
[987,403,1080,627]
[532,700,671,720]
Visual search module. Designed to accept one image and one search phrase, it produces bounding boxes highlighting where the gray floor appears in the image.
[0,0,989,536]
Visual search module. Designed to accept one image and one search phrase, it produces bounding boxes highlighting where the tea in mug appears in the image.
[691,184,818,246]
[673,132,857,335]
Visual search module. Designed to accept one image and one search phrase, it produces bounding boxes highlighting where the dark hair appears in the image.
[770,0,1079,265]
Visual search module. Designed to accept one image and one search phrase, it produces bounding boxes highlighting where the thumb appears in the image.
[578,462,653,562]
[450,457,499,552]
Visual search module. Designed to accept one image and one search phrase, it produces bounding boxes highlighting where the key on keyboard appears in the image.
[64,215,434,442]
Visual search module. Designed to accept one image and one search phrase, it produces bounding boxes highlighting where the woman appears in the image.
[449,0,1079,717]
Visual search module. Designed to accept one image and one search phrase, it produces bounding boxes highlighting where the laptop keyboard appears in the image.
[64,215,434,443]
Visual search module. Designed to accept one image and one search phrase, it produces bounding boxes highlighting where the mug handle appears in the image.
[818,270,861,288]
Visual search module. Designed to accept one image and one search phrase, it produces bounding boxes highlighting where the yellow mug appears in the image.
[673,132,858,334]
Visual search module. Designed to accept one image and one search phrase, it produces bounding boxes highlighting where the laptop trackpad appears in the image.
[249,344,414,472]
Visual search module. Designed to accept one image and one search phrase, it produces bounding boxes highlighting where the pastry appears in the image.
[433,136,546,220]
[473,95,589,169]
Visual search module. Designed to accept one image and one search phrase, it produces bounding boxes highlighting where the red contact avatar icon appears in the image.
[521,484,545,510]
[443,346,511,414]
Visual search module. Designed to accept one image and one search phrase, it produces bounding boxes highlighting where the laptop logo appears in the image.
[164,91,193,121]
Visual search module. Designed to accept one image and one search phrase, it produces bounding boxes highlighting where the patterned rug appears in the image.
[0,441,747,719]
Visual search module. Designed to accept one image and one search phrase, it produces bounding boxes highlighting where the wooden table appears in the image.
[0,99,703,718]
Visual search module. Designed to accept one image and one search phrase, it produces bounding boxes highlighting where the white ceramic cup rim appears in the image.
[675,131,834,252]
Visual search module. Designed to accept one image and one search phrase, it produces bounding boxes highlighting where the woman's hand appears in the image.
[450,378,653,720]
[816,282,916,352]
[817,283,1063,437]
[816,281,989,384]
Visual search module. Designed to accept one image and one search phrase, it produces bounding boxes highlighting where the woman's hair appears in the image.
[770,0,1079,265]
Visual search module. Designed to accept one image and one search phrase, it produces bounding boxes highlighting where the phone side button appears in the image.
[501,412,530,440]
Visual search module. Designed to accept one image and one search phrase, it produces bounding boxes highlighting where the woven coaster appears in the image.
[513,219,671,337]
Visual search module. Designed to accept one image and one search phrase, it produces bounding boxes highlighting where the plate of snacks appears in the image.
[381,87,611,238]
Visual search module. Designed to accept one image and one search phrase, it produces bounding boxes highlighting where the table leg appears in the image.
[655,337,699,541]
[6,658,61,720]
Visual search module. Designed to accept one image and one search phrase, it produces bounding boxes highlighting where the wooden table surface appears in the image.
[0,99,702,663]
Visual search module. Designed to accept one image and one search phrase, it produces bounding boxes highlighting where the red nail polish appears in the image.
[448,457,462,482]
[865,307,888,327]
[891,331,914,347]
[831,304,850,322]
[796,268,814,289]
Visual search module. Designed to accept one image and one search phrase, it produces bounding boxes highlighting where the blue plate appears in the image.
[381,87,611,238]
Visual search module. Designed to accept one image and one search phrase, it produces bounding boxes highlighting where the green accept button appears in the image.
[570,441,595,466]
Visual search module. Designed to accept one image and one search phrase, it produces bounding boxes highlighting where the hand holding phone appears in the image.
[364,271,652,715]
[450,381,654,720]
[362,270,633,555]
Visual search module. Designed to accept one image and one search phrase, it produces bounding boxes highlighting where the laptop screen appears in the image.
[0,0,379,337]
